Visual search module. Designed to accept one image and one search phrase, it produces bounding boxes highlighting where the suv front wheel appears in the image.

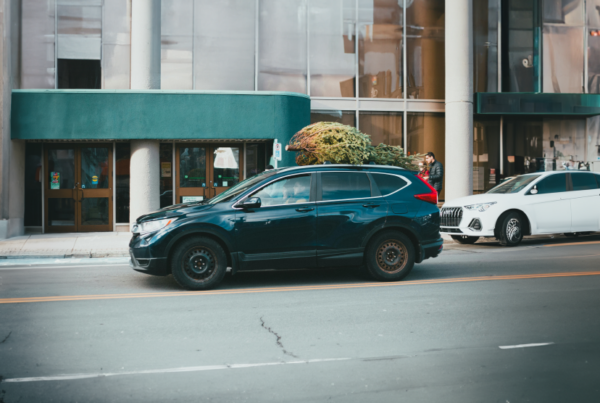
[364,231,415,281]
[171,237,228,290]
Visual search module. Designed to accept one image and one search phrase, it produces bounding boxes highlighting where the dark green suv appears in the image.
[130,165,443,290]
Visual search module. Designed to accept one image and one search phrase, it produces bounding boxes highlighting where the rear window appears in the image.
[371,173,408,196]
[321,172,371,201]
[571,172,598,191]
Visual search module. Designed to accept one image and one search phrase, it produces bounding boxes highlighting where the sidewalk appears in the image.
[0,232,131,259]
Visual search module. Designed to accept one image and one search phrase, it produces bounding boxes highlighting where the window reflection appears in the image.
[406,0,445,99]
[473,117,501,194]
[311,110,356,127]
[258,0,307,93]
[358,0,404,99]
[161,0,193,89]
[359,112,402,147]
[310,0,356,97]
[407,112,445,199]
[505,0,536,92]
[473,0,499,92]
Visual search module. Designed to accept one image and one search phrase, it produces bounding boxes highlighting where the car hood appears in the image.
[136,202,215,223]
[442,193,512,208]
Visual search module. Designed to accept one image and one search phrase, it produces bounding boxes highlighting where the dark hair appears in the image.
[425,152,435,159]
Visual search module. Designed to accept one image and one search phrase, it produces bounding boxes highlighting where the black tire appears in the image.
[364,231,415,281]
[171,237,228,290]
[497,212,524,246]
[564,233,579,237]
[451,235,479,244]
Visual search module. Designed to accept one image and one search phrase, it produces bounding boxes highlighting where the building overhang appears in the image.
[476,92,600,116]
[11,90,310,141]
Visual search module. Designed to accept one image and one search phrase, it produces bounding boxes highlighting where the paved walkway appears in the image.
[0,232,131,258]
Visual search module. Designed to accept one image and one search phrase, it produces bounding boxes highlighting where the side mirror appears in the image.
[530,186,538,195]
[239,197,261,209]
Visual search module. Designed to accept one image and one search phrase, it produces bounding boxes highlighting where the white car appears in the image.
[440,171,600,246]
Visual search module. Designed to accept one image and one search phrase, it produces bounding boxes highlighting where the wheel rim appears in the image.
[506,218,521,242]
[183,247,217,281]
[376,240,408,274]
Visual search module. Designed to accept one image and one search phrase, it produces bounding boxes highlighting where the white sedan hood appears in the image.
[442,193,513,208]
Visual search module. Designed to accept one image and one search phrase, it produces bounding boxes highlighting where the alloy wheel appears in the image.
[506,218,521,242]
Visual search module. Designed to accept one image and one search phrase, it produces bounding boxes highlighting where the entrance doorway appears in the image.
[175,144,243,203]
[44,144,113,233]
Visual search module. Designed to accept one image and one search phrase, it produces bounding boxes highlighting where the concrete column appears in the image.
[129,0,160,224]
[129,140,161,223]
[445,0,473,202]
[131,0,161,90]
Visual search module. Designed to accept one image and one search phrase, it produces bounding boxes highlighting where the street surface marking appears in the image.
[544,240,600,247]
[1,271,600,304]
[1,358,351,383]
[499,342,554,349]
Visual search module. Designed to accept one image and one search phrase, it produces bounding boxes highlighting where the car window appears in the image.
[571,172,599,191]
[371,173,408,196]
[596,174,600,188]
[207,169,279,204]
[487,174,540,194]
[251,175,311,206]
[321,172,371,201]
[535,173,567,194]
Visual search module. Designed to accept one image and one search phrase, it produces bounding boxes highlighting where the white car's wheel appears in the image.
[498,212,523,246]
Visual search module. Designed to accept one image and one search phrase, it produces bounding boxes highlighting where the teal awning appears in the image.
[476,92,600,115]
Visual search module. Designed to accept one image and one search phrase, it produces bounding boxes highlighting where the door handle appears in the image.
[296,207,315,212]
[363,204,380,208]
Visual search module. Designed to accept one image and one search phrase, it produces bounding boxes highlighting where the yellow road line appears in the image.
[544,240,600,247]
[2,271,600,304]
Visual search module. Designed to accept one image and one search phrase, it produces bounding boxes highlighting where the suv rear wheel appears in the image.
[364,231,415,281]
[171,237,227,290]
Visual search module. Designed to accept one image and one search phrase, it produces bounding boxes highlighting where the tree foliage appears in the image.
[286,122,421,169]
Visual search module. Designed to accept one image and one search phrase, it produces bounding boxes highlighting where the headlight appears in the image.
[464,202,497,212]
[132,218,174,234]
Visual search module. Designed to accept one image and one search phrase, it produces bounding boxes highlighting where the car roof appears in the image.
[274,164,412,174]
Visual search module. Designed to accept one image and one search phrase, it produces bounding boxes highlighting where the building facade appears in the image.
[1,0,600,238]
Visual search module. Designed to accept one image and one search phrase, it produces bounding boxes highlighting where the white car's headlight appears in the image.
[464,202,497,212]
[132,218,174,234]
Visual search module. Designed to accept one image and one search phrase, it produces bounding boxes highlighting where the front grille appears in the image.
[440,207,463,227]
[441,227,463,233]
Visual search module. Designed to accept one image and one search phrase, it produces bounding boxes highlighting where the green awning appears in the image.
[476,92,600,115]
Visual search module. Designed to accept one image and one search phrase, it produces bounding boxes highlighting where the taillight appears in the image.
[414,175,438,205]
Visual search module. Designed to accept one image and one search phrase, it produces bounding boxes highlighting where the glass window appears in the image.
[24,143,43,227]
[252,175,311,206]
[246,143,267,179]
[536,173,567,194]
[571,172,598,190]
[213,147,240,188]
[162,0,193,90]
[48,149,75,189]
[48,198,75,226]
[406,0,445,99]
[81,198,109,225]
[310,0,356,97]
[57,4,101,60]
[542,26,583,93]
[505,0,536,92]
[258,0,307,93]
[596,174,600,187]
[359,112,402,147]
[542,118,587,171]
[115,143,130,223]
[58,59,101,89]
[407,112,445,198]
[194,0,255,91]
[473,0,499,92]
[103,0,131,89]
[311,110,356,127]
[474,117,501,194]
[488,174,540,194]
[589,34,600,93]
[588,0,600,27]
[371,173,407,196]
[160,143,174,209]
[503,117,543,176]
[543,0,583,25]
[358,0,403,99]
[80,147,109,189]
[21,0,56,88]
[179,147,207,188]
[321,172,371,201]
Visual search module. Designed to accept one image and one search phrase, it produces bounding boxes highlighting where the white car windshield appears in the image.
[487,174,541,194]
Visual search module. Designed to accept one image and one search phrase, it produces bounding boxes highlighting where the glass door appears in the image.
[176,144,243,203]
[44,144,113,233]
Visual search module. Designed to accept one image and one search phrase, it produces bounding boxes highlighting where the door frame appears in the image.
[175,143,244,203]
[44,143,113,233]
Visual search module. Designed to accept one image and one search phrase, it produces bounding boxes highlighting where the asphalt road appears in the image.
[1,235,600,402]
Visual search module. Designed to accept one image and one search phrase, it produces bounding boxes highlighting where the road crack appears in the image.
[0,332,10,344]
[260,317,298,358]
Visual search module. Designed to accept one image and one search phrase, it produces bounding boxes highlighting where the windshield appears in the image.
[487,174,540,194]
[206,169,280,204]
